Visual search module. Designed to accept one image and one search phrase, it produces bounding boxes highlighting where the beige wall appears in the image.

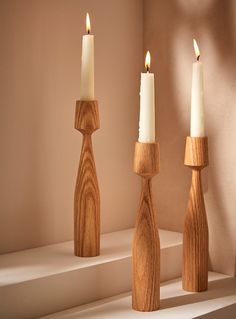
[1,0,235,277]
[144,0,236,276]
[0,0,143,253]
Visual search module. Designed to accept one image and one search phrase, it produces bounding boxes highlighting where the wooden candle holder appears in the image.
[132,142,160,312]
[183,136,209,292]
[74,100,100,257]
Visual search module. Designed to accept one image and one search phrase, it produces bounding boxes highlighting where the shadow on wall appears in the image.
[176,0,236,72]
[235,254,236,277]
[144,0,236,274]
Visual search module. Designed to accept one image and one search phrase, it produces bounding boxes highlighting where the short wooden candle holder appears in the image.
[183,136,209,292]
[74,100,100,257]
[132,142,160,312]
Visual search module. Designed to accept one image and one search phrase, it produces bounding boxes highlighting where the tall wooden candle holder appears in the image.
[132,142,160,312]
[183,136,209,292]
[74,100,100,257]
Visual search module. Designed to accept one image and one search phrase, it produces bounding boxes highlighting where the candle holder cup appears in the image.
[183,136,209,292]
[132,141,160,312]
[74,100,100,257]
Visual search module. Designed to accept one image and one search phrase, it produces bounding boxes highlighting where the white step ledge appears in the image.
[0,228,183,319]
[41,272,236,319]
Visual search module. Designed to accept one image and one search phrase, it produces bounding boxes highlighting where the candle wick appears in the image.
[87,29,90,35]
[197,55,200,61]
[146,66,150,73]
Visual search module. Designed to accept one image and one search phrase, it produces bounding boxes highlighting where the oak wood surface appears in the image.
[183,137,209,292]
[184,136,208,168]
[132,142,160,311]
[75,100,100,133]
[133,142,159,177]
[74,101,100,257]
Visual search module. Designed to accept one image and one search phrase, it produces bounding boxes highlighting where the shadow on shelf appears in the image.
[161,276,236,309]
[194,303,236,319]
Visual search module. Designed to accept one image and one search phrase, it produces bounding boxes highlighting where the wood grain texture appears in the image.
[184,136,208,167]
[183,136,209,292]
[132,142,160,312]
[75,100,100,133]
[134,142,159,177]
[74,101,100,257]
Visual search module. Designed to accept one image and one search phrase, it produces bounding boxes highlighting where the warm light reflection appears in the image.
[86,13,91,34]
[145,51,151,72]
[193,39,200,61]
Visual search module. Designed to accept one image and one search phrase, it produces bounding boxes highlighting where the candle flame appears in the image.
[86,13,91,34]
[145,51,151,72]
[193,39,200,61]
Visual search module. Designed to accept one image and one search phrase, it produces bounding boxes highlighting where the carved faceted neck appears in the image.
[75,100,100,134]
[184,136,208,169]
[133,142,159,178]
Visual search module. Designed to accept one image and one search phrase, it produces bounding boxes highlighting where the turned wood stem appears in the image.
[132,142,160,312]
[183,137,209,292]
[74,101,100,257]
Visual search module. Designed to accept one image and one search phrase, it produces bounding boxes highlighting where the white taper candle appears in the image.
[138,51,155,143]
[80,13,94,100]
[190,39,205,137]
